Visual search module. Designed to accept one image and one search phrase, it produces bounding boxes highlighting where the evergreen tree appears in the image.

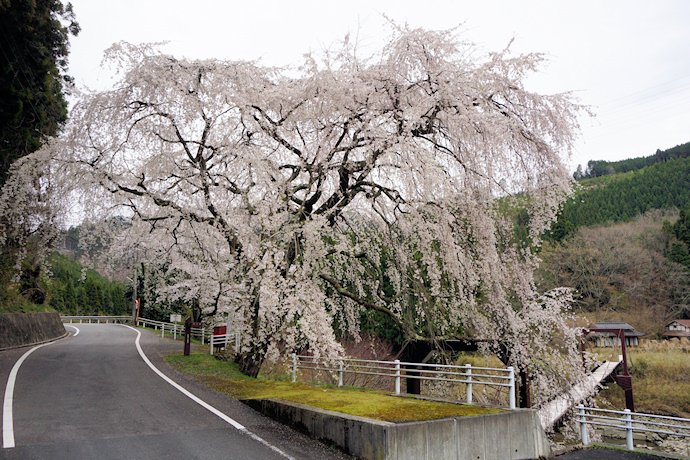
[0,0,79,185]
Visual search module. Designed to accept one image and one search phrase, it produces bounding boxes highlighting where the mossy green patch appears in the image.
[166,352,251,380]
[166,353,503,422]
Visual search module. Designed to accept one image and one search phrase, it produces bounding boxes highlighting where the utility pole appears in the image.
[131,265,138,323]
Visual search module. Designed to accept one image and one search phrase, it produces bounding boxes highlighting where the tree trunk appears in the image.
[191,297,202,323]
[519,368,531,408]
[235,350,265,378]
[234,285,265,378]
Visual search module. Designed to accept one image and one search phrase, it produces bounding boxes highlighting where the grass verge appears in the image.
[165,353,503,423]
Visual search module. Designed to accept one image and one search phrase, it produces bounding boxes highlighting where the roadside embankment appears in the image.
[244,398,552,460]
[0,311,66,349]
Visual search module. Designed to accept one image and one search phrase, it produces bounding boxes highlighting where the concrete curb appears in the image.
[243,398,552,460]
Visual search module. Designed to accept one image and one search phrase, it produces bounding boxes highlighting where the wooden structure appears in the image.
[589,322,643,347]
[584,327,635,412]
[662,319,690,339]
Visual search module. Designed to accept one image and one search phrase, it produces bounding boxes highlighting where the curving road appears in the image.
[1,324,349,459]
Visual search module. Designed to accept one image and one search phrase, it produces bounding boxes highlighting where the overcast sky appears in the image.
[65,0,690,172]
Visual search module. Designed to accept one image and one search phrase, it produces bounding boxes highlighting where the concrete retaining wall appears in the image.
[0,311,66,349]
[244,398,551,460]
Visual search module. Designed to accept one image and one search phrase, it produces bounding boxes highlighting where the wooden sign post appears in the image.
[184,318,201,356]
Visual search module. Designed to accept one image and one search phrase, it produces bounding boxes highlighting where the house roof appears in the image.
[594,322,636,330]
[591,322,644,337]
[666,319,690,327]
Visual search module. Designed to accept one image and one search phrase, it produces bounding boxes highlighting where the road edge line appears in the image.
[2,341,53,449]
[64,325,80,336]
[121,325,294,460]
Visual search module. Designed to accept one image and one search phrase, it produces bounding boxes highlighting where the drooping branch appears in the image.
[318,272,424,341]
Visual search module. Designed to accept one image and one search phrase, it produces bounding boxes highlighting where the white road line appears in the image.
[64,325,80,336]
[2,342,53,449]
[122,325,294,460]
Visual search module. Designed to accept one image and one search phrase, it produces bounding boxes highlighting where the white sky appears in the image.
[66,0,690,173]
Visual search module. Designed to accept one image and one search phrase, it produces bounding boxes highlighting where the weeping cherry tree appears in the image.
[34,26,589,402]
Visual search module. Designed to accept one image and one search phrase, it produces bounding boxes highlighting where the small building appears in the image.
[590,322,644,347]
[662,319,690,339]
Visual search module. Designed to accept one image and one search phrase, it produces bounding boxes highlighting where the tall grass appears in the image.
[596,338,690,417]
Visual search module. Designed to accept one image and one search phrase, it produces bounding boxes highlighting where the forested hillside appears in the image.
[551,156,690,240]
[0,250,129,315]
[574,140,690,180]
[537,211,690,336]
[47,253,129,316]
[538,141,690,336]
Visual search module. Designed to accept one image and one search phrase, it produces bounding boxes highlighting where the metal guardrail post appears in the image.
[201,327,205,345]
[338,360,344,387]
[508,366,515,409]
[578,405,589,446]
[210,336,214,355]
[466,364,473,404]
[624,409,633,450]
[291,354,297,383]
[394,360,401,395]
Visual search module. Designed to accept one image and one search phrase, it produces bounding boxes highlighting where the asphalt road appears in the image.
[1,324,349,460]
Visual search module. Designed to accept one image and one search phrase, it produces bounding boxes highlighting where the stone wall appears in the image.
[0,311,66,349]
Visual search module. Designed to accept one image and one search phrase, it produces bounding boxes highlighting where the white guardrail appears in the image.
[291,355,516,409]
[61,315,133,324]
[577,405,690,450]
[135,317,213,345]
[134,317,238,352]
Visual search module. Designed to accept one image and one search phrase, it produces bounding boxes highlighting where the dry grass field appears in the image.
[594,338,690,417]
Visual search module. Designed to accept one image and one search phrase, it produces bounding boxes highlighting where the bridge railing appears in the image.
[61,315,133,324]
[577,405,690,450]
[291,354,516,409]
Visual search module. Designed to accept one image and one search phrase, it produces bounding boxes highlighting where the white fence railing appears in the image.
[61,315,133,324]
[577,405,690,450]
[291,355,516,409]
[209,333,238,355]
[135,317,212,344]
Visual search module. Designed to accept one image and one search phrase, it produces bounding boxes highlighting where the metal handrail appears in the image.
[61,315,132,324]
[136,317,213,344]
[291,354,516,409]
[577,405,690,451]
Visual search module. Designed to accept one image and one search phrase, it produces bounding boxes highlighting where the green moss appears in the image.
[166,353,503,422]
[166,352,251,381]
